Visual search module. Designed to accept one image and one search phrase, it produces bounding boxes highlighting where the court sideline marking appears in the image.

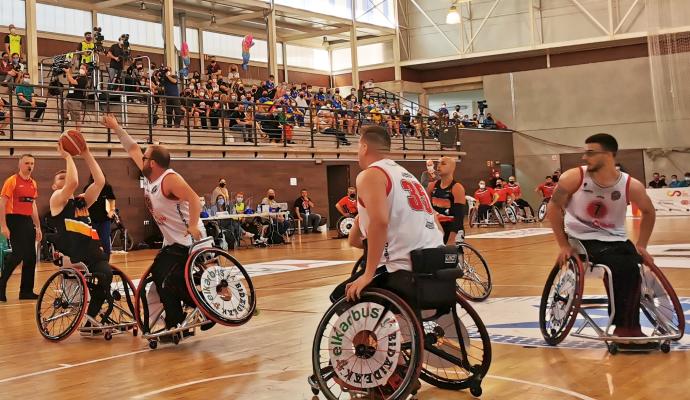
[131,368,598,400]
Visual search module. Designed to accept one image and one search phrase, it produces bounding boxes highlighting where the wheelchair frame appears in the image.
[469,205,504,228]
[540,238,684,354]
[36,254,137,341]
[134,237,257,349]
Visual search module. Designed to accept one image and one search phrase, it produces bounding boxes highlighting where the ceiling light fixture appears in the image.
[446,3,461,25]
[211,12,217,24]
[139,1,146,10]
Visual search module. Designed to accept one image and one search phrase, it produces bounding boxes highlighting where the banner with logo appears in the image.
[628,188,690,216]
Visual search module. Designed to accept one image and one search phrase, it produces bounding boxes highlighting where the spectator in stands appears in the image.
[489,171,502,189]
[335,187,358,217]
[181,88,200,129]
[4,25,23,59]
[106,35,127,83]
[2,52,22,84]
[317,104,334,132]
[261,188,289,242]
[482,112,496,129]
[207,57,222,80]
[681,173,690,187]
[208,92,222,130]
[552,169,561,183]
[0,97,6,136]
[413,111,426,138]
[294,189,322,234]
[77,31,95,71]
[648,172,665,188]
[212,178,229,204]
[63,64,89,128]
[364,78,374,91]
[669,175,682,188]
[15,72,46,122]
[210,194,228,215]
[420,159,439,189]
[161,66,182,128]
[228,64,240,85]
[229,104,253,142]
[1,52,14,83]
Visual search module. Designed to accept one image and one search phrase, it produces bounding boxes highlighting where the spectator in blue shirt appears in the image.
[680,173,690,187]
[15,72,46,121]
[669,175,683,188]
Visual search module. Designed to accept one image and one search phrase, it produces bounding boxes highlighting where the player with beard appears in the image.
[548,133,657,348]
[100,114,208,336]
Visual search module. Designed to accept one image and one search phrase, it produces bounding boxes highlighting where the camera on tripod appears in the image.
[93,27,105,53]
[51,54,73,75]
[477,100,488,115]
[120,34,132,61]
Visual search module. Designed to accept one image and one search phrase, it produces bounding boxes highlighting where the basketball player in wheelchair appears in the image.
[308,126,491,399]
[37,139,136,341]
[542,133,684,352]
[334,186,358,238]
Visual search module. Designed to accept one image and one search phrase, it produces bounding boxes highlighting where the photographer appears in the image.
[106,34,128,83]
[160,66,182,128]
[124,59,146,95]
[2,52,22,84]
[76,32,95,71]
[63,64,89,128]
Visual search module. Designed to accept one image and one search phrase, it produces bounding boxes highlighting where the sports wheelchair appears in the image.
[468,205,504,228]
[36,251,137,341]
[536,198,549,222]
[539,238,685,354]
[134,237,257,349]
[506,200,536,223]
[310,247,492,399]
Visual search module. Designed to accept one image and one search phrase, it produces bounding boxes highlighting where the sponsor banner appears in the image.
[473,296,690,350]
[628,188,690,216]
[465,228,553,239]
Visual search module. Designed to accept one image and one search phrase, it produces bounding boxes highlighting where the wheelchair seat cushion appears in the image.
[410,245,459,275]
[410,246,460,309]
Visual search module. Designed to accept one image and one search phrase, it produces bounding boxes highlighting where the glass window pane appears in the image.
[97,13,164,48]
[286,44,330,71]
[37,4,92,37]
[174,27,199,53]
[0,0,25,29]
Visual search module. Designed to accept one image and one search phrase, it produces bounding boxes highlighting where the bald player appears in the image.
[428,156,466,244]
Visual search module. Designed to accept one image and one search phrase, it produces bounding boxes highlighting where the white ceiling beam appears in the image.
[281,26,351,42]
[408,0,461,54]
[569,0,610,36]
[464,0,502,53]
[202,10,265,28]
[272,4,394,34]
[614,0,642,35]
[93,0,136,10]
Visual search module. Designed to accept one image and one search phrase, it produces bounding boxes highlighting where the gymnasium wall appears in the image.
[483,56,690,205]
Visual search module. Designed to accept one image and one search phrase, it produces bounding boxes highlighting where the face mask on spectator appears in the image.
[236,197,243,203]
[199,91,205,96]
[217,199,225,206]
[686,175,690,181]
[509,180,515,184]
[231,95,237,101]
[268,195,275,200]
[349,193,356,199]
[23,76,30,83]
[12,57,19,63]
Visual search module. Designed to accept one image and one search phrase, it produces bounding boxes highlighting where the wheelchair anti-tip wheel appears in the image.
[539,256,585,345]
[456,243,492,302]
[419,294,492,392]
[185,247,256,326]
[36,269,88,341]
[310,288,424,400]
[492,207,505,227]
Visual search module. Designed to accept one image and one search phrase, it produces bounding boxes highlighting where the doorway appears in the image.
[326,165,351,228]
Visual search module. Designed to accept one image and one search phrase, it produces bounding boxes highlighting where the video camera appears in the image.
[477,100,488,115]
[121,34,132,61]
[93,27,105,53]
[51,54,72,75]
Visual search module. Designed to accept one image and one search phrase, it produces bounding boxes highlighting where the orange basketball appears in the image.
[59,129,87,156]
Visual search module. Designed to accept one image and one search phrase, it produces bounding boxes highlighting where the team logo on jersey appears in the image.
[473,296,690,350]
[151,185,159,194]
[611,190,621,201]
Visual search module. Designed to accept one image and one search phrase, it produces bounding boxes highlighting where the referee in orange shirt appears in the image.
[0,154,42,301]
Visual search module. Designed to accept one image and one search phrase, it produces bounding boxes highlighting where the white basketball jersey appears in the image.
[144,169,205,247]
[358,159,444,273]
[564,166,630,242]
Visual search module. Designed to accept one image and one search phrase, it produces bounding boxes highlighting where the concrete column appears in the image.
[25,0,39,84]
[198,28,205,77]
[350,24,359,88]
[282,42,288,82]
[392,0,402,81]
[162,0,177,70]
[266,9,279,78]
[179,13,187,44]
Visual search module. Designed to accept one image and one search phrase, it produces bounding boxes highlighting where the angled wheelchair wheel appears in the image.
[337,216,355,237]
[469,208,478,228]
[504,206,517,224]
[420,295,492,391]
[36,269,88,341]
[491,207,504,227]
[285,216,296,237]
[640,264,685,341]
[526,206,536,222]
[539,257,585,345]
[456,243,492,302]
[134,266,168,337]
[102,266,137,334]
[185,247,256,326]
[311,288,424,400]
[537,200,548,222]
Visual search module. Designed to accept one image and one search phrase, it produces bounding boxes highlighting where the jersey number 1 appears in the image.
[401,180,433,214]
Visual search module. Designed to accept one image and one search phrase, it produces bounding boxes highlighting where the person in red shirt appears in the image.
[507,175,533,217]
[536,175,556,200]
[0,154,42,301]
[493,178,513,209]
[335,187,358,217]
[474,180,498,221]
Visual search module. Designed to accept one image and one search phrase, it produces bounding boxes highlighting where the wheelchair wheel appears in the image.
[419,295,492,391]
[285,215,296,237]
[491,207,504,227]
[456,243,492,302]
[526,205,536,222]
[102,266,137,333]
[537,200,548,222]
[350,256,365,277]
[639,264,685,341]
[134,266,168,336]
[311,288,424,400]
[539,257,585,345]
[111,229,134,252]
[504,206,517,224]
[185,247,256,326]
[337,216,355,237]
[469,208,478,228]
[36,269,88,341]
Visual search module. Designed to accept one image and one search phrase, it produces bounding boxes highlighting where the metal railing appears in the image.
[0,81,456,152]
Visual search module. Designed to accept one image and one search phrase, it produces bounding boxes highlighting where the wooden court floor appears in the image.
[0,218,689,399]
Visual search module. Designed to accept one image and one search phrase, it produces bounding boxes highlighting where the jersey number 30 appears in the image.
[401,180,433,214]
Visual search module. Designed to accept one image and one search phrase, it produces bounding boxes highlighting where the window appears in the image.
[203,31,277,63]
[331,47,352,71]
[331,42,392,71]
[286,44,330,71]
[0,0,25,29]
[270,0,353,20]
[97,14,164,48]
[355,0,395,28]
[37,4,92,37]
[174,27,199,53]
